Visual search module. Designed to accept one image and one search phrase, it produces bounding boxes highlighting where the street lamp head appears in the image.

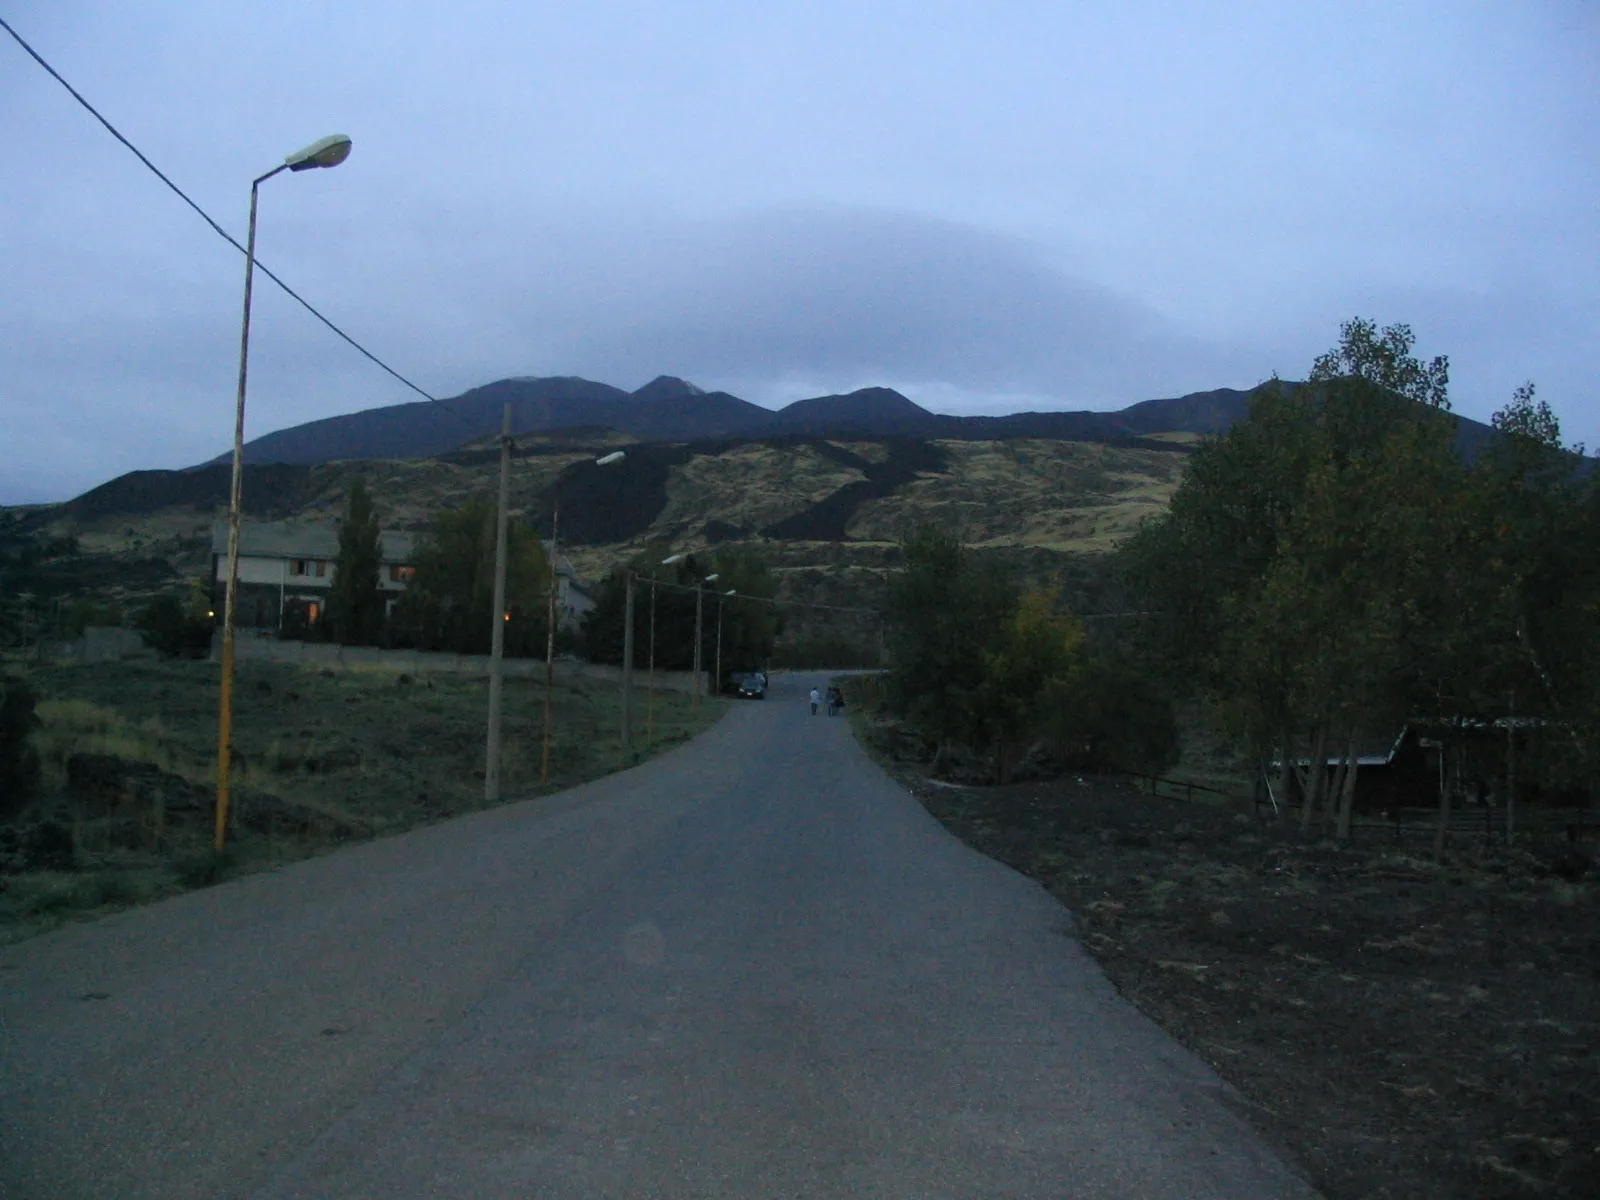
[725,588,737,596]
[704,573,720,583]
[595,450,626,466]
[285,134,353,172]
[661,553,683,566]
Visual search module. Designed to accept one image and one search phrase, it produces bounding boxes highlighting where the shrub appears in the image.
[173,847,233,889]
[0,677,42,817]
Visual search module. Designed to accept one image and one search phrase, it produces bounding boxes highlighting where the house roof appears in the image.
[1287,727,1411,769]
[211,520,415,563]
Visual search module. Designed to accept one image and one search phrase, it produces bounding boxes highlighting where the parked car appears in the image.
[732,672,766,699]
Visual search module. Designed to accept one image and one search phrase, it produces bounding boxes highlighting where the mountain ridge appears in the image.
[206,376,1258,468]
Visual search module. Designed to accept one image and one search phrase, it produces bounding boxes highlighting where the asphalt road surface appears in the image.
[0,672,1317,1199]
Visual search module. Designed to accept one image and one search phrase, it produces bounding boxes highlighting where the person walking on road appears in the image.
[809,687,820,716]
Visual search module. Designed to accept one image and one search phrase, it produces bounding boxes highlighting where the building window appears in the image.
[291,559,307,576]
[314,560,328,578]
[306,601,321,624]
[388,564,415,582]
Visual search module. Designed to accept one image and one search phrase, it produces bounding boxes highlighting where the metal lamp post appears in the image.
[714,588,736,700]
[535,450,625,786]
[650,553,683,740]
[692,572,719,713]
[215,133,352,852]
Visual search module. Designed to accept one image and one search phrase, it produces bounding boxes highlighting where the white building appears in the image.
[209,521,592,632]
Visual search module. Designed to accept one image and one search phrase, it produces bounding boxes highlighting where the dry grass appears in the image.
[4,658,725,943]
[33,700,189,791]
[844,439,1185,553]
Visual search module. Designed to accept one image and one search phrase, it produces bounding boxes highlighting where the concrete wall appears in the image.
[212,633,705,694]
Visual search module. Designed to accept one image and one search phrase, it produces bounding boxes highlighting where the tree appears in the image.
[1310,317,1450,410]
[1465,383,1600,796]
[390,499,550,656]
[884,525,1015,757]
[976,590,1083,780]
[137,582,215,659]
[1491,382,1571,452]
[1125,319,1468,836]
[327,479,385,646]
[581,547,780,678]
[0,676,42,818]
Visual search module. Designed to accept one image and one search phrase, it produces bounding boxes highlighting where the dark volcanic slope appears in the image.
[195,377,1524,478]
[762,440,951,541]
[224,378,631,466]
[65,464,315,521]
[210,376,1265,471]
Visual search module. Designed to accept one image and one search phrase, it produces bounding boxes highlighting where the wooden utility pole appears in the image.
[1506,689,1517,847]
[646,576,657,742]
[541,502,559,785]
[483,403,512,805]
[621,571,635,749]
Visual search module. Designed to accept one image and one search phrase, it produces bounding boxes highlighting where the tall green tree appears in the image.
[1125,318,1468,833]
[1465,384,1599,793]
[581,547,781,677]
[327,479,385,646]
[884,525,1015,756]
[391,499,550,656]
[975,590,1083,780]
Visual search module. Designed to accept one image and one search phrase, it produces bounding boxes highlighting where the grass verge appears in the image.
[2,657,724,943]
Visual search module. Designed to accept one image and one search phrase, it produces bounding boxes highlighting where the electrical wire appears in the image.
[627,576,876,614]
[0,14,450,411]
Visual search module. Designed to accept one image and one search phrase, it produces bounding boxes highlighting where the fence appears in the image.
[1127,773,1242,807]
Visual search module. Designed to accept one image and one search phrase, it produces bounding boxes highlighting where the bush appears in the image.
[1044,654,1179,775]
[137,593,214,658]
[0,676,42,817]
[21,819,75,871]
[173,847,234,889]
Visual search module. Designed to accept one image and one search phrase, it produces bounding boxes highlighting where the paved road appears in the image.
[0,672,1316,1199]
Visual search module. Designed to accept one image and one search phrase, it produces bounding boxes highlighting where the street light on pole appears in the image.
[692,572,719,713]
[215,133,351,852]
[538,449,625,785]
[651,553,684,740]
[715,588,736,699]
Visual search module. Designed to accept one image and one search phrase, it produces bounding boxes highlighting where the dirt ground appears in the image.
[869,754,1598,1198]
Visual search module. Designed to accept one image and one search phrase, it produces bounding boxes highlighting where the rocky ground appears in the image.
[857,724,1599,1198]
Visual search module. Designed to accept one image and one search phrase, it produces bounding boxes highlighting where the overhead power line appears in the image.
[0,15,444,408]
[640,575,881,617]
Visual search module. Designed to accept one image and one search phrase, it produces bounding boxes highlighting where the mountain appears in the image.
[214,377,632,466]
[211,375,1258,468]
[768,387,946,437]
[627,378,774,442]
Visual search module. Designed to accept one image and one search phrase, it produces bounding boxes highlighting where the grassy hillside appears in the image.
[1,433,1192,635]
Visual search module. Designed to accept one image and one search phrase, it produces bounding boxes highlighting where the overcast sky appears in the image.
[2,1,1595,503]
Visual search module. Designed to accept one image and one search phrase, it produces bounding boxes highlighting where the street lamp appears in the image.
[215,133,352,851]
[715,588,737,699]
[539,449,626,784]
[650,553,684,740]
[692,572,719,713]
